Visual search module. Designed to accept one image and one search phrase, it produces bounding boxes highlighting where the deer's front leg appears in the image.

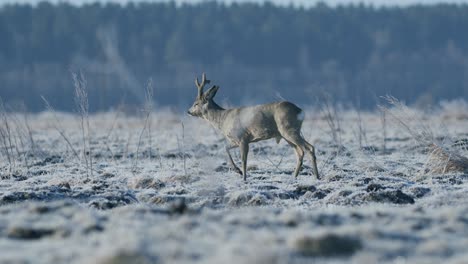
[225,145,242,175]
[240,141,249,181]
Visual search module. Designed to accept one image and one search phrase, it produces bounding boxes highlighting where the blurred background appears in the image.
[1,0,468,112]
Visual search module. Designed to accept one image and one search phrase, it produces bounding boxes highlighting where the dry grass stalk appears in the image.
[179,121,187,176]
[378,106,387,153]
[381,96,433,145]
[0,99,15,177]
[41,96,80,160]
[132,78,154,173]
[352,102,368,150]
[72,71,92,179]
[103,110,121,161]
[9,112,32,173]
[319,93,342,148]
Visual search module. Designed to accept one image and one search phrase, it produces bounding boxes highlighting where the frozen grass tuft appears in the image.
[382,96,468,176]
[426,144,468,174]
[128,176,165,190]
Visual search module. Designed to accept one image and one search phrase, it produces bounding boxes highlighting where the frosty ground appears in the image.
[1,102,468,264]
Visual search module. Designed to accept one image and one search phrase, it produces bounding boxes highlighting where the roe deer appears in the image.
[187,73,319,181]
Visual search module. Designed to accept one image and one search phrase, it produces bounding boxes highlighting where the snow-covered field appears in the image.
[1,101,468,264]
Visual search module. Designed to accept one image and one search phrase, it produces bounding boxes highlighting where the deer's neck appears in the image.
[203,102,227,130]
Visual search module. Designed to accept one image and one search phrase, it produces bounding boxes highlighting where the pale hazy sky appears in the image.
[1,0,468,7]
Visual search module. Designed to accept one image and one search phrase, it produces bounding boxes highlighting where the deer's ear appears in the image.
[204,85,219,101]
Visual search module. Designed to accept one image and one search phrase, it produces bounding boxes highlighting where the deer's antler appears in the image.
[195,72,211,98]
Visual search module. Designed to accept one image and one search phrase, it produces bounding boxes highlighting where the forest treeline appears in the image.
[1,1,468,112]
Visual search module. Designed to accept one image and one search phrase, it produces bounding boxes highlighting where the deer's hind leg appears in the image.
[303,140,320,179]
[282,131,318,178]
[282,137,304,178]
[225,145,242,175]
[292,143,305,178]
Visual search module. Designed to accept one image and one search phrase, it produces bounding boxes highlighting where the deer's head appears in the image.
[187,73,219,117]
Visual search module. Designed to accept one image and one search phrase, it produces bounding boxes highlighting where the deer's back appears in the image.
[222,101,303,145]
